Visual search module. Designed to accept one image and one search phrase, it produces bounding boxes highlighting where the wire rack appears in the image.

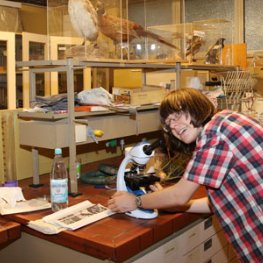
[219,71,256,112]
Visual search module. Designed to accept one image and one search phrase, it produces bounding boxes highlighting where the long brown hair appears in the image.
[160,88,216,154]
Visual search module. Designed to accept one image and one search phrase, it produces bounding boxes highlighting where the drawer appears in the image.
[178,220,203,255]
[181,230,228,263]
[202,230,228,261]
[178,216,222,255]
[180,245,202,263]
[133,236,182,263]
[203,246,229,263]
[202,216,222,241]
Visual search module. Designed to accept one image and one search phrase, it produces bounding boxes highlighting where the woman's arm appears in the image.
[165,197,211,213]
[108,177,201,213]
[150,183,211,213]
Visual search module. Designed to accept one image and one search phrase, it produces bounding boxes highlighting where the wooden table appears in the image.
[0,217,21,250]
[3,170,208,262]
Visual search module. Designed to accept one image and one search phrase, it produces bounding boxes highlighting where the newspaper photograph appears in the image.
[43,200,114,230]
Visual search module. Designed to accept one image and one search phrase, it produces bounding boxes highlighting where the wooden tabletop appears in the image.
[3,170,207,262]
[0,217,21,250]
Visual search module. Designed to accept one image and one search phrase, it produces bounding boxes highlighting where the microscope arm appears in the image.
[116,155,131,191]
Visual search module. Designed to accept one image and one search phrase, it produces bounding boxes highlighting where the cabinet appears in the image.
[131,215,237,263]
[16,58,238,194]
[0,32,49,109]
[0,31,16,109]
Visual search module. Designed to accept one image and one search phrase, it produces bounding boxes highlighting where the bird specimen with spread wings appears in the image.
[95,1,179,50]
[68,0,99,44]
[205,37,226,64]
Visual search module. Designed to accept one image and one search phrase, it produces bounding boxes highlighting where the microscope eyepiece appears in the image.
[143,139,162,155]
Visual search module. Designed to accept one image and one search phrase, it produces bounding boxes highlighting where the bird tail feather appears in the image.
[144,30,180,50]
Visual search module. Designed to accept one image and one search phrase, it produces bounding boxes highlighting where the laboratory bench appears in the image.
[0,163,213,263]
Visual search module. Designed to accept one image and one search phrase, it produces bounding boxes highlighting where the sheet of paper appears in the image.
[0,187,25,208]
[27,219,65,235]
[0,198,51,215]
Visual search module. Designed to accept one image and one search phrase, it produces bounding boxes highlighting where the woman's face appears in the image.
[164,112,202,144]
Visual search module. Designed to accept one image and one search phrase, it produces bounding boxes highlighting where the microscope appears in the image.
[117,139,162,219]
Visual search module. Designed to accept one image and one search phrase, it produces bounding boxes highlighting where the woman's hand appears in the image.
[149,182,163,192]
[108,191,137,213]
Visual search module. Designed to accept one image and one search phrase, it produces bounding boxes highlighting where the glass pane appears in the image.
[184,0,234,64]
[29,42,45,60]
[29,41,46,96]
[58,44,73,59]
[16,35,22,108]
[0,41,7,109]
[58,70,83,94]
[245,0,263,51]
[185,0,233,23]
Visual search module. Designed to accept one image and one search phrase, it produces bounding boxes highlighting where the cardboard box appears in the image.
[113,86,166,106]
[222,43,247,69]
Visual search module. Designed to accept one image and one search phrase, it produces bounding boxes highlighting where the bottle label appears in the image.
[51,178,68,203]
[76,162,81,179]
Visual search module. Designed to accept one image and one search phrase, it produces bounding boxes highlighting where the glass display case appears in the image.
[149,18,233,65]
[47,0,184,62]
[193,19,233,65]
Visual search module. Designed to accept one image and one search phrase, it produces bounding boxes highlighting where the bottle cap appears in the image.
[55,148,62,155]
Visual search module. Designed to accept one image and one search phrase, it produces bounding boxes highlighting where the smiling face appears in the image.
[164,112,203,144]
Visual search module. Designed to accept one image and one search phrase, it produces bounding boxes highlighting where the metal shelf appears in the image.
[16,58,238,194]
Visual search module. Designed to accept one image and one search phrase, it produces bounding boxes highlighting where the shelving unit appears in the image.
[16,58,239,195]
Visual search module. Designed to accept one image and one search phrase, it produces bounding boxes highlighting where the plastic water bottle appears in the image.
[50,148,68,212]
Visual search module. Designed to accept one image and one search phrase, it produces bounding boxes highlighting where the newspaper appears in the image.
[43,200,114,230]
[28,200,114,234]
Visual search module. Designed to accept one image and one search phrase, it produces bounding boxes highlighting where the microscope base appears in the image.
[126,209,158,219]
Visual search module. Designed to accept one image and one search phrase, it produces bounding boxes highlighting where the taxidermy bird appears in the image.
[68,0,99,44]
[186,35,205,61]
[95,1,179,50]
[205,38,226,64]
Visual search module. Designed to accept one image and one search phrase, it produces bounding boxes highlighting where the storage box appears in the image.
[113,86,166,106]
[222,43,247,69]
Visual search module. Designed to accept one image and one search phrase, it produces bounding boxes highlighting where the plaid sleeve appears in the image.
[184,132,234,188]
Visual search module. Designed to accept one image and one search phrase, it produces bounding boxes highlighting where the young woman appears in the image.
[108,88,263,262]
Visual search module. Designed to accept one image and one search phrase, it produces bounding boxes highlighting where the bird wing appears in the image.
[68,0,99,41]
[98,13,179,50]
[97,14,132,42]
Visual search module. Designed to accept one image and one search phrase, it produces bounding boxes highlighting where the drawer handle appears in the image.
[204,217,212,230]
[204,238,212,251]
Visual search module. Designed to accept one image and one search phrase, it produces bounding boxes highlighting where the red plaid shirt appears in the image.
[184,110,263,262]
